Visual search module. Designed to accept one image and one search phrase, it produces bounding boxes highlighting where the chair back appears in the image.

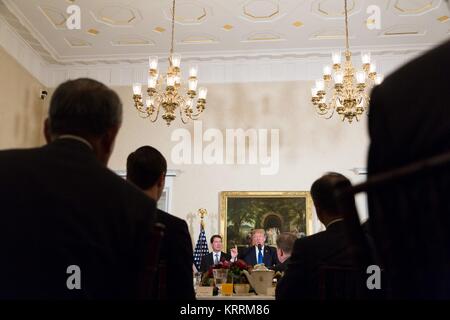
[318,266,368,300]
[138,222,165,299]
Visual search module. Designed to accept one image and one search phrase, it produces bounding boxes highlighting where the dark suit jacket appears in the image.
[276,221,357,300]
[368,40,450,299]
[239,245,279,269]
[156,209,195,300]
[0,138,156,299]
[199,251,231,273]
[273,257,290,273]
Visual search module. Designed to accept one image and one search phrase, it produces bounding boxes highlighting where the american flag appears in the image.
[193,223,209,271]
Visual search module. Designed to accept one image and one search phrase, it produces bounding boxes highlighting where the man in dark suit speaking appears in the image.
[200,234,236,272]
[234,229,279,268]
[0,78,157,299]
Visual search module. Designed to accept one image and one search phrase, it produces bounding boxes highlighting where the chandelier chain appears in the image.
[344,0,349,52]
[170,0,176,56]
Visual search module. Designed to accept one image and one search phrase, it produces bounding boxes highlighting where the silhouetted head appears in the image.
[126,146,167,201]
[310,172,352,227]
[276,232,297,263]
[45,78,122,166]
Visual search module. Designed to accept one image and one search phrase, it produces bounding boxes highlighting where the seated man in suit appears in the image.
[200,234,237,272]
[273,232,297,273]
[127,146,195,300]
[0,78,157,299]
[235,229,279,268]
[276,173,359,300]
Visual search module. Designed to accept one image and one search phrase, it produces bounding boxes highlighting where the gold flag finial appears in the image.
[198,208,207,229]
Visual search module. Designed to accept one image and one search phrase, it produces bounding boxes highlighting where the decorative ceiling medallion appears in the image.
[111,37,155,46]
[313,0,358,18]
[243,31,285,42]
[91,5,142,27]
[380,25,425,37]
[393,0,437,15]
[65,37,91,48]
[437,16,449,23]
[38,6,67,29]
[164,2,209,25]
[243,0,280,21]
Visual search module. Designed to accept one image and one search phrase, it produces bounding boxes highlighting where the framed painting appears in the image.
[219,191,313,251]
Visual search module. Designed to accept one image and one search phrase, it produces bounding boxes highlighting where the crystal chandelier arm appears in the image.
[177,96,191,124]
[149,95,162,123]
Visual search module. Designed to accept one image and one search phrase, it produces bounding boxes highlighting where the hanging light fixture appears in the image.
[311,0,384,123]
[131,0,208,126]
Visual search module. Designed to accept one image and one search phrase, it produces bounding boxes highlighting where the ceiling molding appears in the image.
[0,14,49,86]
[44,50,421,88]
[2,0,59,63]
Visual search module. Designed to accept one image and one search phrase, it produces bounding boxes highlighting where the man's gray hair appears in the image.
[276,232,297,255]
[48,78,122,136]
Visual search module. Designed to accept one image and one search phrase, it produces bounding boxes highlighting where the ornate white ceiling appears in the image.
[0,0,449,67]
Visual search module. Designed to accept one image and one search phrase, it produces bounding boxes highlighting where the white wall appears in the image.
[108,81,370,248]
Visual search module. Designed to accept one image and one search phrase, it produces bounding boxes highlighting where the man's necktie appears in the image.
[257,248,263,264]
[214,253,219,265]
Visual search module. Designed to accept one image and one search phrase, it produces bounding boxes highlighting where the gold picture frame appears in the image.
[219,191,313,251]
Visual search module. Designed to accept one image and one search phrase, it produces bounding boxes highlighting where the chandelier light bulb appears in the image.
[315,79,325,91]
[171,54,181,68]
[198,87,208,100]
[189,66,198,78]
[369,63,377,74]
[375,74,384,85]
[149,56,158,70]
[332,51,342,65]
[361,52,371,64]
[188,78,198,91]
[356,71,366,84]
[174,75,181,85]
[148,76,157,89]
[133,83,142,95]
[334,72,344,84]
[323,65,332,76]
[167,75,176,87]
[311,87,318,97]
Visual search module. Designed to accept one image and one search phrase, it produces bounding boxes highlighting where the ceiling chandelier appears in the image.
[131,0,207,126]
[311,0,384,123]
